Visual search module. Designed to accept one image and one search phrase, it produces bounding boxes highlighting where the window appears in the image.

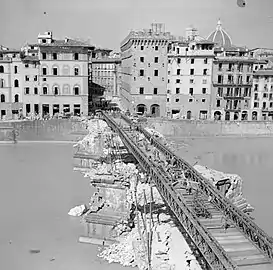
[217,87,223,97]
[176,79,180,83]
[154,57,158,63]
[25,64,29,68]
[74,53,79,60]
[167,98,170,102]
[177,69,181,75]
[202,99,206,103]
[203,69,208,75]
[74,86,79,95]
[218,75,223,83]
[141,46,144,50]
[204,58,208,64]
[53,67,58,76]
[216,100,221,107]
[14,94,19,103]
[190,69,194,75]
[42,53,47,60]
[34,87,38,95]
[202,88,206,94]
[167,79,170,83]
[189,99,193,103]
[140,57,144,63]
[176,48,180,54]
[34,75,38,81]
[0,65,4,73]
[53,53,57,60]
[1,94,5,102]
[14,79,19,87]
[139,87,144,94]
[168,59,171,63]
[218,63,222,71]
[155,46,158,51]
[134,77,136,81]
[254,93,258,100]
[202,79,207,84]
[43,86,48,95]
[175,98,179,102]
[24,104,32,116]
[42,39,46,43]
[74,67,79,76]
[148,77,150,81]
[42,67,47,75]
[25,87,30,94]
[53,86,59,95]
[153,88,158,94]
[176,88,180,94]
[190,79,194,84]
[14,66,18,74]
[25,75,29,81]
[177,58,181,64]
[254,102,259,108]
[190,59,194,64]
[154,70,158,76]
[43,78,46,81]
[189,88,193,95]
[0,79,3,88]
[263,93,268,98]
[139,69,144,76]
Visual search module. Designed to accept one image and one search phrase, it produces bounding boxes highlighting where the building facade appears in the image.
[120,23,170,117]
[167,28,215,120]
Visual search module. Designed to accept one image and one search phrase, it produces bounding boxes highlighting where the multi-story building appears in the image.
[120,23,171,117]
[208,20,255,121]
[167,27,215,120]
[90,48,121,109]
[0,48,24,120]
[24,31,94,117]
[251,69,273,121]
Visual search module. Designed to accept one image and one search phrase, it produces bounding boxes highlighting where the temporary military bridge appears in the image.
[101,111,273,270]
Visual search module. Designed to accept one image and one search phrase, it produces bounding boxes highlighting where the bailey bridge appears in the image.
[101,111,273,270]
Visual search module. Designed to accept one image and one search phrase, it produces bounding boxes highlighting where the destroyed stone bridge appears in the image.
[100,111,273,270]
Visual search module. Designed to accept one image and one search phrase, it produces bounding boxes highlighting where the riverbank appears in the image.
[169,136,273,236]
[0,143,131,270]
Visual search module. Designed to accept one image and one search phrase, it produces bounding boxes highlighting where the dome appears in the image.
[207,19,232,48]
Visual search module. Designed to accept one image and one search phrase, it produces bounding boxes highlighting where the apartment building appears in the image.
[24,31,94,117]
[251,69,273,121]
[167,27,215,120]
[90,48,121,108]
[0,48,24,119]
[120,23,170,117]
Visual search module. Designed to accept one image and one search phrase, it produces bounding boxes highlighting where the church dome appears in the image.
[207,19,232,48]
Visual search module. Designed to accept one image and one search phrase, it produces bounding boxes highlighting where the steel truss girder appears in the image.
[102,112,237,270]
[119,114,273,260]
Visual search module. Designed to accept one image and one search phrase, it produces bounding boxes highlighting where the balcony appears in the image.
[213,80,252,87]
[223,94,244,100]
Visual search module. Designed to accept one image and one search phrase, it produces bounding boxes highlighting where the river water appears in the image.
[0,143,131,270]
[173,136,273,237]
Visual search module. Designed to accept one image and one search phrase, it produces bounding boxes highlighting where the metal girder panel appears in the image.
[120,114,273,260]
[102,112,237,270]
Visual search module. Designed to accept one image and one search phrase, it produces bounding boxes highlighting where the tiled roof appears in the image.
[196,39,215,44]
[22,55,39,61]
[30,39,94,48]
[214,45,248,52]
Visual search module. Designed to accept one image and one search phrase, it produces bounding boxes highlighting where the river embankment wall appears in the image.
[144,119,273,137]
[0,119,87,141]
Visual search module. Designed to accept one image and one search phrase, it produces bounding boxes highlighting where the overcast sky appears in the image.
[1,0,272,51]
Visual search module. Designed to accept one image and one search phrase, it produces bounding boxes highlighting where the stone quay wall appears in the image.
[144,118,273,137]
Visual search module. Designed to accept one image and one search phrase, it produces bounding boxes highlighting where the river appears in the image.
[172,136,273,236]
[0,142,131,270]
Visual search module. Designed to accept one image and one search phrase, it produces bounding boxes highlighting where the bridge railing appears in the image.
[120,113,273,260]
[102,111,238,270]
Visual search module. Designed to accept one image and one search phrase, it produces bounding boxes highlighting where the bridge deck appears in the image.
[108,115,273,269]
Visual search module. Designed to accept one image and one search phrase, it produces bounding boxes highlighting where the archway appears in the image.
[225,111,230,121]
[241,111,248,121]
[186,110,191,120]
[214,111,221,120]
[136,104,146,115]
[150,104,160,117]
[252,111,258,121]
[234,112,239,121]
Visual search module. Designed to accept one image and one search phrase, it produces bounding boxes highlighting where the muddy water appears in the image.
[0,143,131,270]
[172,136,273,236]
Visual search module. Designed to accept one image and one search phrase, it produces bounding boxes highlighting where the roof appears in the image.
[94,48,113,52]
[21,55,39,62]
[214,45,248,52]
[253,69,273,76]
[195,39,215,45]
[91,58,121,64]
[207,19,232,48]
[30,38,95,48]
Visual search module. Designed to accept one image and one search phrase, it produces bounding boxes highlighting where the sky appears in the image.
[1,0,272,51]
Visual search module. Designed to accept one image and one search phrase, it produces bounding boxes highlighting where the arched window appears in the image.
[14,94,19,103]
[53,85,59,95]
[14,79,19,87]
[62,65,70,76]
[52,65,58,76]
[42,86,48,95]
[0,94,5,103]
[0,79,4,88]
[186,110,192,120]
[74,86,80,95]
[63,84,70,95]
[74,67,80,76]
[0,65,4,73]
